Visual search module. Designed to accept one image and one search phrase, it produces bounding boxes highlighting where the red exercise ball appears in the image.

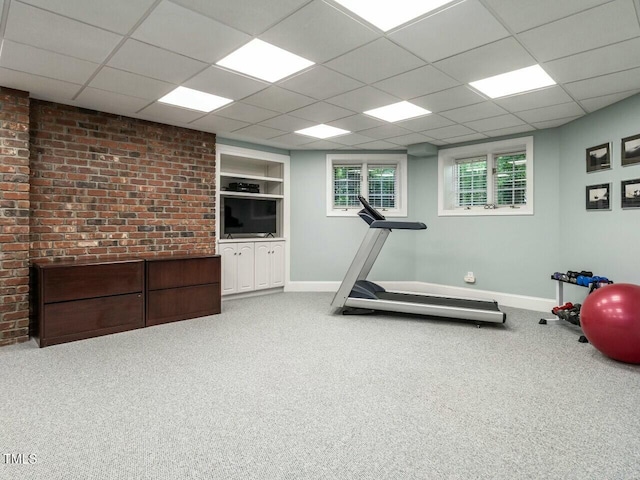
[581,283,640,364]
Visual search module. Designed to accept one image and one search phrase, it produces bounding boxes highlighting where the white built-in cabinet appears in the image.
[254,241,285,290]
[220,242,255,295]
[216,145,289,297]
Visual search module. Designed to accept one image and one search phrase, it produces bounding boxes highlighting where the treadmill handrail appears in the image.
[370,220,427,230]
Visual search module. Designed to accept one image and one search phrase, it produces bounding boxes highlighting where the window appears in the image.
[327,154,407,216]
[438,136,533,216]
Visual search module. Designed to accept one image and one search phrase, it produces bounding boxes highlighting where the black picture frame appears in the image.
[586,183,611,211]
[621,178,640,209]
[622,133,640,167]
[586,142,611,173]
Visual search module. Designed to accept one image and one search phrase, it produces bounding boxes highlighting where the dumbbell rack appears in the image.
[539,276,596,343]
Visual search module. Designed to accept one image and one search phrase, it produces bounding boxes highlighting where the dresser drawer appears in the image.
[146,283,221,326]
[41,261,143,303]
[42,293,144,344]
[146,256,220,290]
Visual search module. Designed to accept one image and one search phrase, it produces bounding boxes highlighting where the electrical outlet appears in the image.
[464,272,476,284]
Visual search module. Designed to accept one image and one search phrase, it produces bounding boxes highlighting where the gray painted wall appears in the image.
[557,93,640,288]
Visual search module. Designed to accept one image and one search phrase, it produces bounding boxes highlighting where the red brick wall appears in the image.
[29,101,216,262]
[0,88,30,346]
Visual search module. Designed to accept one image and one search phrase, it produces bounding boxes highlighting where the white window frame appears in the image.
[326,153,408,217]
[438,136,534,216]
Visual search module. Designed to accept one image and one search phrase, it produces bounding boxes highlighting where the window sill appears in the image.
[328,209,407,218]
[438,208,533,217]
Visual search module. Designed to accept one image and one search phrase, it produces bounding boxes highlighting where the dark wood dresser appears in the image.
[145,255,221,326]
[33,259,145,347]
[32,255,221,347]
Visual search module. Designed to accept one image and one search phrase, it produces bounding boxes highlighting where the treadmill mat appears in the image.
[376,291,501,311]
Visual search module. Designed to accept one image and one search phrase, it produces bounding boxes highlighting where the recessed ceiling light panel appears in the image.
[364,101,431,122]
[158,86,232,112]
[295,124,350,139]
[334,0,456,32]
[217,39,314,83]
[469,65,556,99]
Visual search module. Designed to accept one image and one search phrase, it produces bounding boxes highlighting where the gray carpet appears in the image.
[2,292,640,480]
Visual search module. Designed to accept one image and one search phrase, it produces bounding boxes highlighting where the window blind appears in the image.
[494,152,526,206]
[368,165,396,209]
[454,156,487,207]
[333,165,361,208]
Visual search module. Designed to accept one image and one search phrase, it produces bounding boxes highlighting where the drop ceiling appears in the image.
[1,0,639,150]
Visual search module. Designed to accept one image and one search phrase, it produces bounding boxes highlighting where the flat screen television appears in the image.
[223,197,277,237]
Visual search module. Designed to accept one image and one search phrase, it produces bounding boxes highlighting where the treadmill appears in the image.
[331,196,506,324]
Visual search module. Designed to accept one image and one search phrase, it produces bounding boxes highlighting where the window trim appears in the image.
[326,153,408,217]
[438,136,534,217]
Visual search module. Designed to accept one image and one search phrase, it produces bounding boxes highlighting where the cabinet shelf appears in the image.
[220,191,284,199]
[220,172,283,183]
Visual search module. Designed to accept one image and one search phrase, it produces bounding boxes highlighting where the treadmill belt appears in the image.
[376,291,500,311]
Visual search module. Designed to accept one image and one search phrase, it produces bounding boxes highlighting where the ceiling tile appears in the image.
[358,124,413,140]
[330,133,377,146]
[268,133,316,147]
[445,133,489,144]
[0,67,81,102]
[288,102,354,123]
[517,0,640,62]
[76,87,151,115]
[242,87,315,113]
[389,0,509,62]
[464,114,527,132]
[531,116,582,129]
[89,67,175,101]
[326,38,424,84]
[0,41,98,85]
[423,124,477,139]
[299,138,349,150]
[483,125,535,138]
[259,114,315,132]
[132,1,250,63]
[326,86,398,113]
[580,90,640,113]
[395,114,455,132]
[543,37,640,84]
[327,114,387,132]
[440,102,507,123]
[564,67,640,100]
[171,0,310,36]
[107,40,207,84]
[184,66,268,100]
[429,140,449,146]
[5,2,122,63]
[279,66,364,100]
[230,125,286,140]
[373,66,459,99]
[518,102,584,123]
[495,86,574,112]
[434,38,536,83]
[189,114,250,133]
[214,102,280,123]
[412,86,486,113]
[352,140,402,150]
[136,102,206,124]
[261,0,378,63]
[19,0,156,34]
[484,0,611,33]
[386,132,435,146]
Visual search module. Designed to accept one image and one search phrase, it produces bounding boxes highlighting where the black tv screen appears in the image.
[224,197,277,236]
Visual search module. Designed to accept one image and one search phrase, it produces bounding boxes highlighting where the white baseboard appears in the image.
[222,287,284,301]
[286,280,554,312]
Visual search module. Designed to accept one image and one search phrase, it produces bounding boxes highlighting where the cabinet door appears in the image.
[220,244,238,295]
[236,243,255,292]
[254,242,270,290]
[270,241,285,288]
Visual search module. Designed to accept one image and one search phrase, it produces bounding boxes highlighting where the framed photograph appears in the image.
[622,134,640,167]
[586,142,611,172]
[621,178,640,209]
[586,183,611,211]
